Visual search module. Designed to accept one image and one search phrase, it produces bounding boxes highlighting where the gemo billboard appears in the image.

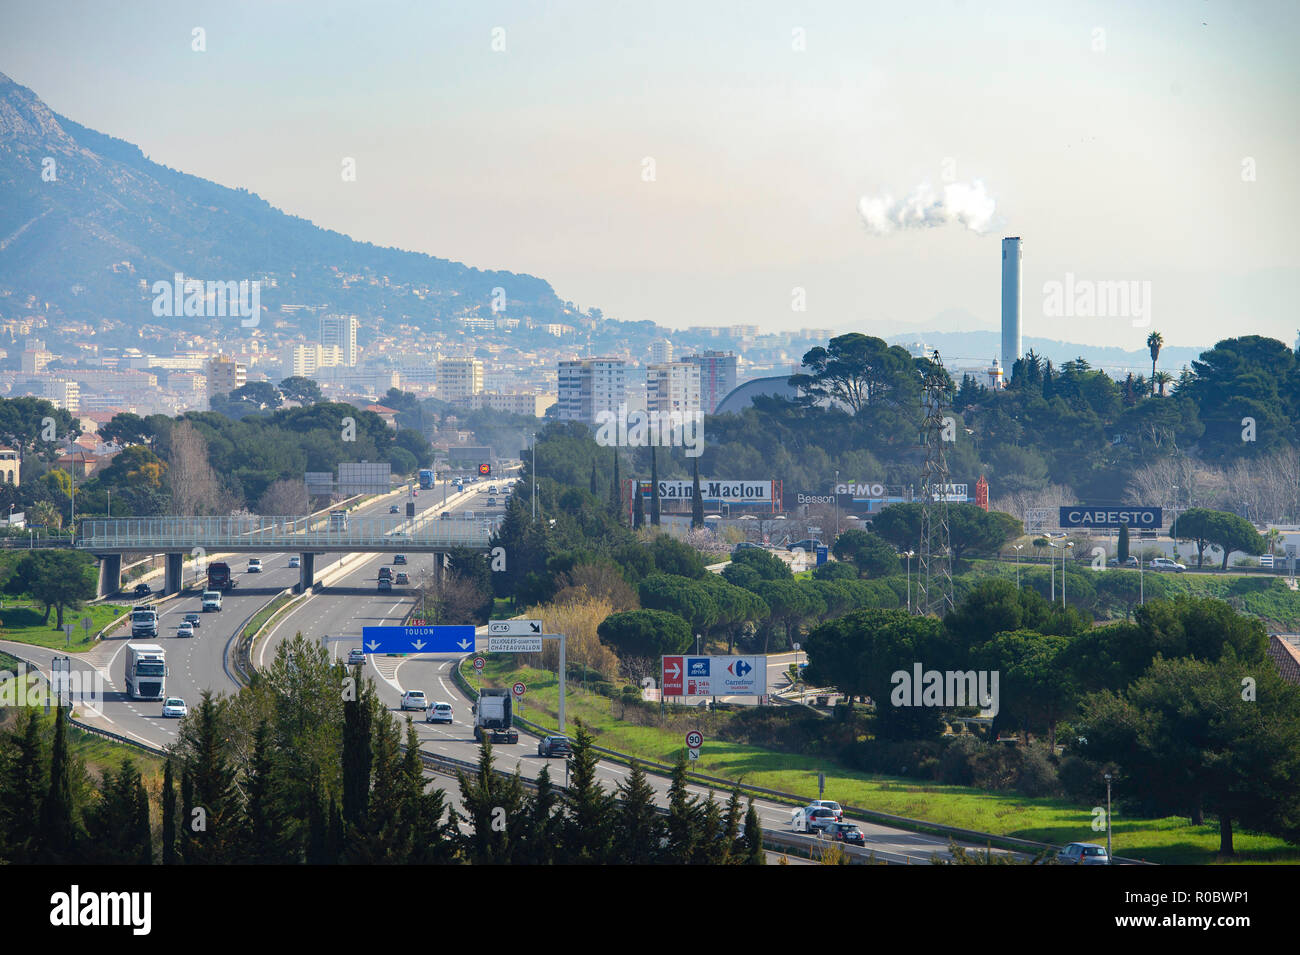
[835,482,887,497]
[656,480,774,502]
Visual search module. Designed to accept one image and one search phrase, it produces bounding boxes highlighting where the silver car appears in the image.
[1057,842,1109,865]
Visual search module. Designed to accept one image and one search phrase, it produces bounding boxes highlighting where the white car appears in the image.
[247,558,263,573]
[1149,557,1186,573]
[288,556,301,568]
[176,622,195,638]
[347,648,366,666]
[400,690,428,711]
[425,702,454,724]
[162,698,188,718]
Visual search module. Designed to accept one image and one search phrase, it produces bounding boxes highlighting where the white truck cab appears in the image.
[202,590,223,611]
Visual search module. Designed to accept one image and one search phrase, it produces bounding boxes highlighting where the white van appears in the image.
[202,591,223,612]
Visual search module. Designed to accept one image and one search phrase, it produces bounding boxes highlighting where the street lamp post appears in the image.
[834,469,840,538]
[1171,484,1179,561]
[1013,543,1023,588]
[1104,773,1113,863]
[1048,540,1058,602]
[1063,541,1074,608]
[904,550,915,613]
[530,432,537,522]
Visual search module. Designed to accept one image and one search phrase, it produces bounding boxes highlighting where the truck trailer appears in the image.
[126,644,167,700]
[472,688,519,744]
[207,562,236,592]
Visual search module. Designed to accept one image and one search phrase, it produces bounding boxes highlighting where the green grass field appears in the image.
[461,654,1298,864]
[0,602,128,651]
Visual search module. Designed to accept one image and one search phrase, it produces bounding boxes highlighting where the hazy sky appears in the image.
[3,0,1298,349]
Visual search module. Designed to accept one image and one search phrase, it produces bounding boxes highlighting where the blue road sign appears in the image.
[361,625,476,654]
[1059,506,1162,529]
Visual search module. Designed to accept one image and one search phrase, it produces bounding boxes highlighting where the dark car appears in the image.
[827,822,866,846]
[389,505,400,514]
[537,735,572,758]
[394,554,407,565]
[732,542,765,553]
[133,583,152,597]
[395,572,409,585]
[183,612,201,628]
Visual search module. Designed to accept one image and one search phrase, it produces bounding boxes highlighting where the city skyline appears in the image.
[2,1,1296,347]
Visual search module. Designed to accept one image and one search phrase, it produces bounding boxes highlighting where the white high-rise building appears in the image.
[1001,237,1022,376]
[436,358,484,402]
[558,358,627,424]
[649,338,674,364]
[646,362,701,419]
[683,350,737,414]
[319,314,360,367]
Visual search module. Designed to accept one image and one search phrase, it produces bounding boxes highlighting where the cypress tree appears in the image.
[1,709,47,863]
[161,758,177,865]
[132,765,152,865]
[39,706,77,862]
[665,751,698,863]
[633,482,645,528]
[650,447,661,526]
[616,759,664,865]
[691,458,705,529]
[456,741,526,864]
[183,691,239,863]
[306,771,329,865]
[520,764,561,865]
[180,768,195,863]
[1118,524,1130,563]
[342,680,373,827]
[722,784,743,863]
[590,461,599,497]
[743,800,764,864]
[609,449,622,519]
[242,720,285,863]
[564,722,616,864]
[692,792,726,864]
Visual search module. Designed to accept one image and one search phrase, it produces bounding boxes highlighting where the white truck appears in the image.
[329,509,348,531]
[125,644,167,700]
[472,688,519,744]
[131,604,158,638]
[202,590,223,612]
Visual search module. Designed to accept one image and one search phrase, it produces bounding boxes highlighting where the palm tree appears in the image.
[1152,371,1173,396]
[1146,331,1163,395]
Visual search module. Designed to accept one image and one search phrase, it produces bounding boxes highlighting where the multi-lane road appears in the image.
[2,477,993,862]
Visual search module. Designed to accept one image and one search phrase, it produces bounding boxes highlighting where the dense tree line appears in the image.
[0,635,764,865]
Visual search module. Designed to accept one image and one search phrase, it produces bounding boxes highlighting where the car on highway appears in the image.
[808,799,844,820]
[425,702,454,724]
[162,698,188,718]
[487,497,497,506]
[347,648,366,666]
[537,735,572,757]
[827,822,866,846]
[400,690,428,711]
[389,505,400,514]
[393,554,407,565]
[439,511,450,519]
[789,539,824,552]
[1057,842,1109,865]
[288,555,301,568]
[377,578,392,592]
[132,582,152,597]
[247,558,262,573]
[395,572,409,585]
[176,622,195,638]
[1149,557,1187,573]
[183,612,201,629]
[378,566,392,580]
[792,806,839,833]
[1107,556,1140,567]
[732,541,765,554]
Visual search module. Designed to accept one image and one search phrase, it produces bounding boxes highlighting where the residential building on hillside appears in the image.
[558,357,626,424]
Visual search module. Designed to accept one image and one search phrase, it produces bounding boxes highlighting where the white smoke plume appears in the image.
[858,180,997,236]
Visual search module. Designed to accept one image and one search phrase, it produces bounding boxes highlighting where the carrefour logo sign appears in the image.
[1059,506,1162,528]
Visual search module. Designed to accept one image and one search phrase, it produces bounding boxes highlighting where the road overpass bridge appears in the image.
[77,514,498,596]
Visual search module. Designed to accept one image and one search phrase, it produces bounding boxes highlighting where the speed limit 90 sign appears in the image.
[685,730,703,749]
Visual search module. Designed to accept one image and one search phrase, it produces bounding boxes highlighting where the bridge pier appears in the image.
[298,553,315,592]
[95,553,122,597]
[164,552,184,595]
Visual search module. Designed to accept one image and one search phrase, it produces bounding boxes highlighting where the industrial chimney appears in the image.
[1001,237,1022,375]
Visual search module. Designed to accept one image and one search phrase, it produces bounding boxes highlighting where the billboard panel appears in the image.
[338,462,392,495]
[661,655,766,697]
[655,480,775,503]
[1059,506,1162,529]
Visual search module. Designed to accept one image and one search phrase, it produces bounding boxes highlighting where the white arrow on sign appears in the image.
[366,641,380,651]
[411,640,426,650]
[489,619,543,636]
[665,661,681,680]
[458,638,473,650]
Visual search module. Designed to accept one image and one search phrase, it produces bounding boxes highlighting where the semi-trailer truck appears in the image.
[126,644,167,700]
[207,562,235,591]
[131,604,158,638]
[472,688,519,744]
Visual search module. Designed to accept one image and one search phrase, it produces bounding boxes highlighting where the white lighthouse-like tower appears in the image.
[1001,236,1022,376]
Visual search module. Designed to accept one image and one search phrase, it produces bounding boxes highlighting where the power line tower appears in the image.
[917,350,954,615]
